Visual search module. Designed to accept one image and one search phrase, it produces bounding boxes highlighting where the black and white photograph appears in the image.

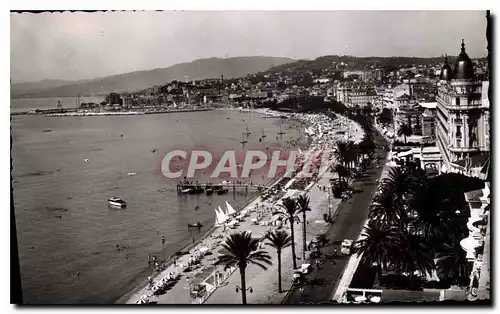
[9,8,491,305]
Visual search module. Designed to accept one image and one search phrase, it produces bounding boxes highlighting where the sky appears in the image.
[10,11,488,83]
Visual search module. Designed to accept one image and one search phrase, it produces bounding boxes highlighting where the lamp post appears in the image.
[235,285,253,294]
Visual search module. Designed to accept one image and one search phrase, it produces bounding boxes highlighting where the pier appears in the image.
[176,182,265,196]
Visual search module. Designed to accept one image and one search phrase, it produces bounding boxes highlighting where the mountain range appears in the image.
[11,56,294,99]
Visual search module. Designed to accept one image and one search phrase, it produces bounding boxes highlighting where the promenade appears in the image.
[205,173,341,304]
[282,129,389,304]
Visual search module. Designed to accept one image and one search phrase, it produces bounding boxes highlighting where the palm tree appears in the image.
[378,166,415,230]
[215,231,273,304]
[354,220,400,288]
[436,239,472,287]
[266,230,293,293]
[393,232,435,290]
[345,140,359,169]
[398,123,412,144]
[273,197,301,269]
[369,188,403,227]
[334,164,349,183]
[333,141,349,169]
[296,195,312,260]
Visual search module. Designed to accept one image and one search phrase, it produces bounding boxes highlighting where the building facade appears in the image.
[435,41,490,177]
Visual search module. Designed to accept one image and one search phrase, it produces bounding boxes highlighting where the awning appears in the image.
[460,236,482,253]
[398,150,413,158]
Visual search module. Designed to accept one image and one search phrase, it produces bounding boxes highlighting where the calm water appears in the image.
[11,108,306,304]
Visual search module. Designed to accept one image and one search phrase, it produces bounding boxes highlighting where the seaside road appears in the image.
[283,131,389,304]
[205,174,341,304]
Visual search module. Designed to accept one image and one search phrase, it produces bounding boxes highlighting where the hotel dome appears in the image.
[454,39,475,80]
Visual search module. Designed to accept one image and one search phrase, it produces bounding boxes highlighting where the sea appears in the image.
[10,97,307,304]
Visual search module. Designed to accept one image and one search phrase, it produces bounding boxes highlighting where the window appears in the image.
[455,97,460,106]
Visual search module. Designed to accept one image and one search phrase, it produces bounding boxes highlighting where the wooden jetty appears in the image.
[176,182,264,195]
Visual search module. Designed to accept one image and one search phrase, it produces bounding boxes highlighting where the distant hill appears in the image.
[11,79,74,95]
[11,56,294,99]
[263,55,487,74]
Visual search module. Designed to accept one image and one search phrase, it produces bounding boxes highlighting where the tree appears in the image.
[215,231,273,304]
[393,232,435,290]
[354,220,401,287]
[345,140,360,169]
[357,134,376,160]
[334,164,349,183]
[398,123,412,144]
[333,141,349,169]
[436,239,472,287]
[296,195,312,260]
[265,230,293,293]
[369,188,403,227]
[273,197,301,269]
[378,108,393,126]
[381,167,415,211]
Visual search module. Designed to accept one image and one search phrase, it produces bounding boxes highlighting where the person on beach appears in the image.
[161,236,165,246]
[192,237,195,245]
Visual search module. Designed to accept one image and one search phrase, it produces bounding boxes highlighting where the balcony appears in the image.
[448,145,481,153]
[436,97,486,110]
[460,236,483,261]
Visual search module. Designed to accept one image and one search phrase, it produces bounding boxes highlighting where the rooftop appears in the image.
[419,102,437,109]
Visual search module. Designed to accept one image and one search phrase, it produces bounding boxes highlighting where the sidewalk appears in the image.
[205,174,340,304]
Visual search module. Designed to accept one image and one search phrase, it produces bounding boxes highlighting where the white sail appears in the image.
[225,201,236,215]
[214,207,228,224]
[218,206,230,222]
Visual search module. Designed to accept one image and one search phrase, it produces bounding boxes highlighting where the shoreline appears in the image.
[11,108,215,117]
[119,107,365,304]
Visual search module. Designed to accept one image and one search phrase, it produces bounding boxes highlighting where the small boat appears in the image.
[205,188,214,195]
[108,197,127,208]
[151,149,157,153]
[244,124,251,136]
[181,188,192,194]
[42,129,52,133]
[240,132,248,145]
[127,172,137,176]
[188,186,204,194]
[188,222,203,228]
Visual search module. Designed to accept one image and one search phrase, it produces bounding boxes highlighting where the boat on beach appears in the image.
[181,188,192,194]
[188,222,203,228]
[108,197,127,208]
[217,188,229,195]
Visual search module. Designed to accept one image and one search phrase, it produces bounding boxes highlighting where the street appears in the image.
[283,130,389,304]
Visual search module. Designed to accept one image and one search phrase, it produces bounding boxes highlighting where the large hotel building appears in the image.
[436,40,490,179]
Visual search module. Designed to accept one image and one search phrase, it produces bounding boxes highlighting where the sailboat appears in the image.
[278,120,285,136]
[225,201,236,216]
[214,206,229,225]
[240,132,248,145]
[244,124,251,136]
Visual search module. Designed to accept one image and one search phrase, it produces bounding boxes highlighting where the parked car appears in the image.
[341,239,354,255]
[190,284,207,298]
